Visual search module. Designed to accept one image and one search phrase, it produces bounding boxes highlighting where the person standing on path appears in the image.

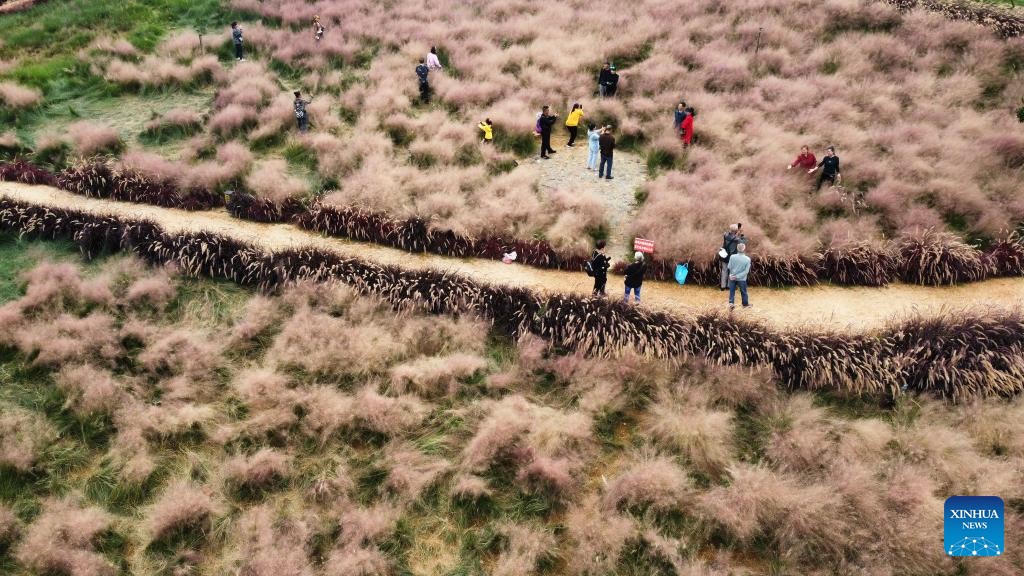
[598,125,615,179]
[719,223,743,290]
[623,251,646,303]
[809,145,841,190]
[598,62,614,97]
[313,16,325,42]
[231,22,244,61]
[416,59,430,103]
[586,123,601,170]
[294,91,311,133]
[787,145,816,172]
[427,46,443,70]
[727,243,752,309]
[591,239,612,296]
[538,106,557,159]
[565,103,583,147]
[680,106,695,147]
[478,118,493,143]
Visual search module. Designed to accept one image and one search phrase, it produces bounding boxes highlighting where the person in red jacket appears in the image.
[787,145,817,171]
[679,107,695,147]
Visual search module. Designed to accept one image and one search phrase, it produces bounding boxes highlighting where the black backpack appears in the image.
[584,259,595,277]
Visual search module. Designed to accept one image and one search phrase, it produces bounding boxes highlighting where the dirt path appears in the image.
[3,182,1023,333]
[536,130,646,256]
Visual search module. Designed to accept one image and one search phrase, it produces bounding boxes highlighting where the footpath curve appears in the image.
[2,181,1022,333]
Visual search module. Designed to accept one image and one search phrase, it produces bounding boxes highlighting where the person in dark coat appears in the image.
[598,62,614,97]
[538,105,557,159]
[591,239,612,296]
[598,125,615,179]
[809,145,841,190]
[231,22,244,61]
[623,251,646,303]
[719,223,746,290]
[415,59,430,103]
[293,91,311,133]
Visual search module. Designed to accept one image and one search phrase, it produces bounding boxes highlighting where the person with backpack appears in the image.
[588,239,612,296]
[607,65,620,97]
[598,125,615,179]
[478,118,493,143]
[719,223,743,290]
[565,103,584,147]
[727,243,752,309]
[538,105,557,159]
[623,251,646,303]
[231,22,244,61]
[312,16,325,42]
[415,59,430,103]
[293,91,311,133]
[586,123,602,170]
[809,145,841,190]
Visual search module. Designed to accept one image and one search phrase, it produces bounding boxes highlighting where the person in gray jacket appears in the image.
[727,243,751,309]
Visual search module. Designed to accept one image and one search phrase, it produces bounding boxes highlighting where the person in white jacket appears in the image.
[586,124,602,170]
[426,47,443,70]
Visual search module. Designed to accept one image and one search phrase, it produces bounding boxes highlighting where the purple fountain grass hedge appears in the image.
[818,241,899,287]
[0,160,56,186]
[54,159,224,211]
[226,191,305,223]
[897,229,991,286]
[2,197,1023,401]
[985,233,1024,277]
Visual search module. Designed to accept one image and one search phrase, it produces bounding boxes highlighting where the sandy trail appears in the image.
[3,182,1022,332]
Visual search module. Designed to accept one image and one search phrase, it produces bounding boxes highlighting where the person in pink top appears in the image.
[426,47,443,70]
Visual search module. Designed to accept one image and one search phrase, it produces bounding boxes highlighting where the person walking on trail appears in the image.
[565,103,584,147]
[231,22,245,61]
[294,91,311,133]
[673,102,688,136]
[809,145,841,190]
[787,145,816,171]
[598,62,614,97]
[313,16,325,42]
[538,106,557,159]
[590,239,612,296]
[478,118,493,144]
[719,223,744,290]
[727,243,752,310]
[416,59,430,103]
[426,46,443,70]
[586,123,602,170]
[623,251,646,304]
[598,125,615,179]
[679,106,695,147]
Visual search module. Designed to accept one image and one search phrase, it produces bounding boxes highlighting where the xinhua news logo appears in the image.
[944,496,1004,557]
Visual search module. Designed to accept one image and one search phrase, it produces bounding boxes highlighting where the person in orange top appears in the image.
[787,145,817,171]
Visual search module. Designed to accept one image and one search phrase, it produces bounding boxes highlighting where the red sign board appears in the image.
[634,238,655,253]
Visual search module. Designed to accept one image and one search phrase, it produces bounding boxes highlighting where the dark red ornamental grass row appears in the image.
[3,160,1022,287]
[885,0,1024,38]
[3,197,1024,402]
[53,158,224,211]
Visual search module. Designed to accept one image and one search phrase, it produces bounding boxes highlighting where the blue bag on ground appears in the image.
[675,262,688,285]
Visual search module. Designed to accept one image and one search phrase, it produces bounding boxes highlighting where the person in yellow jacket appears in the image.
[565,103,583,146]
[478,118,493,143]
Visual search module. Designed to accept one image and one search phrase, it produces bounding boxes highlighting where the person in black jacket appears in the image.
[809,145,840,190]
[591,239,612,296]
[598,62,614,97]
[538,105,557,159]
[415,59,430,103]
[719,223,746,290]
[623,251,646,303]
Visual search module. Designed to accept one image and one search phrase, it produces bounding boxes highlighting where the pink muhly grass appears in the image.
[383,442,449,501]
[644,393,734,477]
[323,546,390,576]
[0,404,57,471]
[244,158,309,202]
[764,395,835,473]
[352,387,430,436]
[0,504,17,545]
[451,474,492,500]
[231,295,283,342]
[493,523,557,576]
[389,352,488,397]
[14,312,121,367]
[54,364,123,416]
[17,261,114,310]
[136,328,222,384]
[0,81,42,109]
[223,448,291,492]
[602,456,692,512]
[66,121,122,157]
[209,103,258,136]
[297,386,356,445]
[564,494,636,575]
[124,274,176,307]
[147,481,219,543]
[15,497,115,576]
[336,503,400,550]
[234,505,315,576]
